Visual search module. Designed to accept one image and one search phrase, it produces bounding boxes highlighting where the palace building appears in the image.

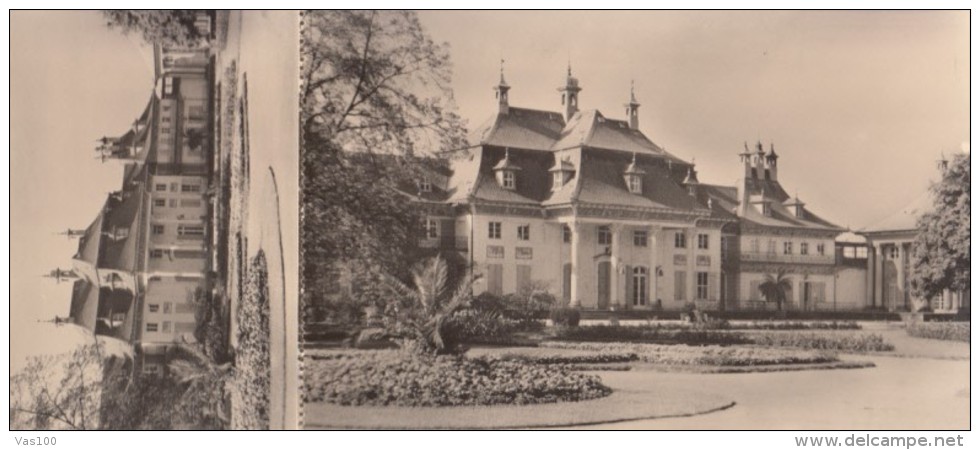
[407,66,851,312]
[55,40,214,374]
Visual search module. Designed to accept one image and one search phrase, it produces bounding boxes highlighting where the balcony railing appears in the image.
[739,252,835,265]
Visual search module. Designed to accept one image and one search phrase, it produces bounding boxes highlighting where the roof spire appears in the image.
[494,57,511,114]
[499,57,507,86]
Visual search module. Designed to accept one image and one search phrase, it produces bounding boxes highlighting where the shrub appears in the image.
[906,322,969,342]
[304,351,611,407]
[192,286,230,363]
[730,321,861,330]
[748,332,894,352]
[444,309,515,344]
[232,250,271,430]
[553,325,751,345]
[550,307,581,327]
[542,342,839,367]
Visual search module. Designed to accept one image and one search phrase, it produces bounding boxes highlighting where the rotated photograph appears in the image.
[9,10,299,430]
[299,10,969,430]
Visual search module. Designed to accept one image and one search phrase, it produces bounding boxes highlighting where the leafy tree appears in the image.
[9,342,106,429]
[300,11,468,324]
[911,153,970,303]
[382,256,478,355]
[759,270,792,311]
[103,10,210,47]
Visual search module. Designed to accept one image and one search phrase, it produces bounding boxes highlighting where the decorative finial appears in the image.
[499,57,506,84]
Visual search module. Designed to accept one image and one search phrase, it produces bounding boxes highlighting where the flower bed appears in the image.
[541,342,838,367]
[728,321,861,330]
[747,331,894,352]
[552,325,752,345]
[906,322,969,342]
[304,351,612,407]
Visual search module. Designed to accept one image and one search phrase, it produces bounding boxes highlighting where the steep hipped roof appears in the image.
[863,190,932,233]
[553,110,668,158]
[74,205,106,265]
[701,177,842,232]
[68,279,100,332]
[468,107,566,151]
[573,150,701,211]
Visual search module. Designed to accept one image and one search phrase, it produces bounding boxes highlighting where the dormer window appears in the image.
[628,175,642,194]
[502,171,515,189]
[549,157,575,192]
[493,149,521,190]
[761,203,772,217]
[623,153,646,195]
[419,178,432,193]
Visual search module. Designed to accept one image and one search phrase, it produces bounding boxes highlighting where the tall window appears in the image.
[783,241,793,255]
[633,230,648,247]
[552,172,564,190]
[597,226,612,245]
[423,218,439,239]
[627,175,642,194]
[768,240,777,255]
[517,224,530,241]
[488,222,502,239]
[697,233,709,249]
[696,272,709,300]
[816,243,826,256]
[674,232,686,249]
[632,266,648,306]
[750,238,760,253]
[502,171,516,189]
[762,203,772,217]
[562,225,572,243]
[800,242,809,255]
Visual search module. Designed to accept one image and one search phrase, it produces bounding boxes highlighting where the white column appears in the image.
[897,243,907,310]
[873,244,884,310]
[610,224,622,309]
[649,226,660,308]
[570,221,581,308]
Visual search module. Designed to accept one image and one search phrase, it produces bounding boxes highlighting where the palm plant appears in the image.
[167,339,234,429]
[759,269,793,311]
[382,255,477,355]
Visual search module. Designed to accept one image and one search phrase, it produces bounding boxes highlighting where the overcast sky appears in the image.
[419,10,969,229]
[10,11,154,361]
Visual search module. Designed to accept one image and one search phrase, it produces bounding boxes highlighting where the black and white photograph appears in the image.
[3,5,975,443]
[299,10,970,430]
[9,10,299,430]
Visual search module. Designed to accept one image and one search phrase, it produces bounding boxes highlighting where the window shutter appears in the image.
[625,264,633,306]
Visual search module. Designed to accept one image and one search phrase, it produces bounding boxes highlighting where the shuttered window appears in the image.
[516,265,532,293]
[487,264,503,296]
[674,271,686,301]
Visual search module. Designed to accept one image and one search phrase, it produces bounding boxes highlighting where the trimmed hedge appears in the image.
[748,332,894,352]
[550,307,581,327]
[553,325,752,345]
[304,351,611,407]
[541,342,839,367]
[906,322,969,342]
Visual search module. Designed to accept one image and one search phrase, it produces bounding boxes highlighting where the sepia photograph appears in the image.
[299,10,970,430]
[9,10,299,430]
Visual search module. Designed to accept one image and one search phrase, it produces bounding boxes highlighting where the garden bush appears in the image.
[747,331,894,352]
[232,250,271,430]
[304,351,611,407]
[550,307,581,327]
[553,325,752,345]
[444,309,516,344]
[541,342,839,367]
[729,321,861,330]
[906,322,969,342]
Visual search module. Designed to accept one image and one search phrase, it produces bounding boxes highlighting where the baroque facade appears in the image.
[407,67,849,312]
[53,39,215,374]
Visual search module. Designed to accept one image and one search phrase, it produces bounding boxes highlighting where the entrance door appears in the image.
[597,261,611,310]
